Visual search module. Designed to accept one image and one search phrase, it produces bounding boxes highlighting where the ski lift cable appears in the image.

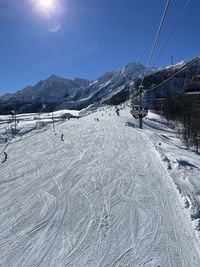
[147,55,199,93]
[145,54,200,93]
[183,71,188,90]
[154,0,191,66]
[191,73,194,84]
[187,65,200,91]
[140,0,171,88]
[183,61,199,91]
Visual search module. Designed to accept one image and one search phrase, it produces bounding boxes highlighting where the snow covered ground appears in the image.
[143,113,200,234]
[0,106,200,266]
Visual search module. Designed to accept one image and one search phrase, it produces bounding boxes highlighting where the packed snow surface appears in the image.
[0,106,200,266]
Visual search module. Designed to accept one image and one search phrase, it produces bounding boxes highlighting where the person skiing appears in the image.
[1,152,7,164]
[61,134,64,141]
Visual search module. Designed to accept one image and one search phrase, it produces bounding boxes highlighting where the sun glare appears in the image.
[39,0,54,8]
[33,0,63,31]
[38,0,55,11]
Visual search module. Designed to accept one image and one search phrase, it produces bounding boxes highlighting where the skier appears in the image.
[1,152,7,164]
[61,134,64,141]
[115,107,120,116]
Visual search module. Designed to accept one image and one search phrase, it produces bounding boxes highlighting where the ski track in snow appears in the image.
[0,107,200,266]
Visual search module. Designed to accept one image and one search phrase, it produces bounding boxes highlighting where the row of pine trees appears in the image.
[154,91,200,153]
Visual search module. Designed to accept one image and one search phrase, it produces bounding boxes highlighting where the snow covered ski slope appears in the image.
[0,106,200,266]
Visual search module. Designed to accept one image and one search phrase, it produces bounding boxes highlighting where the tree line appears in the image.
[155,91,200,153]
[133,63,200,153]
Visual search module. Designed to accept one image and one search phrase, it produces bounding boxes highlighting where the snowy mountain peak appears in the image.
[0,59,166,113]
[165,60,188,70]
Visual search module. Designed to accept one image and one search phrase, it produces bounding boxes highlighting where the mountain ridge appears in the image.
[0,59,188,113]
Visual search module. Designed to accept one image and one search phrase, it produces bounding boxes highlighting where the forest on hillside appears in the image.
[133,64,200,153]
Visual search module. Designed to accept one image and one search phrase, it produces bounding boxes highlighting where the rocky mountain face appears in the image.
[62,62,155,109]
[0,62,155,113]
[0,75,92,113]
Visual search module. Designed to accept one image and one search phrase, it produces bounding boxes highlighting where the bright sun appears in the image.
[39,0,54,8]
[35,0,61,20]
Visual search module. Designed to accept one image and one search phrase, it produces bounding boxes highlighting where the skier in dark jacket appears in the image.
[1,152,7,164]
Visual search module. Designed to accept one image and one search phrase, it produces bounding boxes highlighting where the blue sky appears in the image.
[0,0,199,94]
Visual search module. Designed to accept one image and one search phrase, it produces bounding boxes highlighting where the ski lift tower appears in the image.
[10,110,17,131]
[130,85,148,129]
[51,90,56,134]
[139,85,144,129]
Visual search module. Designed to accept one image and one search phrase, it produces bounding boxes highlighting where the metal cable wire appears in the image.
[140,0,171,87]
[144,54,200,93]
[154,0,191,66]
